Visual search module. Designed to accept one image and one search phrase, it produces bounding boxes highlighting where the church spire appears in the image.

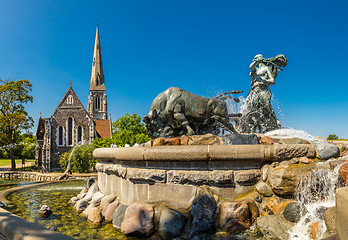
[88,24,108,120]
[90,24,105,90]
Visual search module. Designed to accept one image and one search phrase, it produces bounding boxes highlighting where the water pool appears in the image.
[6,181,140,240]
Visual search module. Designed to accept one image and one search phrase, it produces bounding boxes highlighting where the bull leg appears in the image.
[162,126,174,137]
[173,103,195,136]
[212,115,238,134]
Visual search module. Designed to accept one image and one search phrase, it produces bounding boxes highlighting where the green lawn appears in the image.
[0,159,35,167]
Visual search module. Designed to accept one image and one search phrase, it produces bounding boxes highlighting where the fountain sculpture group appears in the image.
[5,54,348,240]
[84,54,339,238]
[144,54,287,137]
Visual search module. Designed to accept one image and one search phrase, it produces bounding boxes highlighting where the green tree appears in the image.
[59,144,96,173]
[20,134,36,159]
[0,79,33,170]
[59,113,149,173]
[327,134,339,140]
[92,137,114,148]
[111,113,150,147]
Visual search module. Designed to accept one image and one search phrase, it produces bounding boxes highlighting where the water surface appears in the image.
[7,181,140,240]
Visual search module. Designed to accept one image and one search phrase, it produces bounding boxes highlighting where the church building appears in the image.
[35,25,111,171]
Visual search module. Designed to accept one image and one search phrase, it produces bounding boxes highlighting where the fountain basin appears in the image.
[94,144,316,209]
[0,182,76,240]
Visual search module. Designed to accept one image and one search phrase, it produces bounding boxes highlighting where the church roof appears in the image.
[95,119,112,139]
[51,84,91,119]
[90,25,106,91]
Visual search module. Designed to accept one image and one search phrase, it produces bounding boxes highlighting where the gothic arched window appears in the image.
[95,96,100,110]
[66,95,73,105]
[77,126,82,143]
[58,126,63,146]
[67,117,73,146]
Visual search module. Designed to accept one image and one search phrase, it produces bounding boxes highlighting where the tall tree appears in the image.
[0,79,33,170]
[111,113,149,147]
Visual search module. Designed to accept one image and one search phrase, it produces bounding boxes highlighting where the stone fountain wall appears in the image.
[94,144,316,209]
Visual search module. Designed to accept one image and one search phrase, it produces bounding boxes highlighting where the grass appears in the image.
[0,159,35,167]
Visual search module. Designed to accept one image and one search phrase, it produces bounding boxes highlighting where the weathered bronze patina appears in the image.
[236,54,287,133]
[143,87,242,137]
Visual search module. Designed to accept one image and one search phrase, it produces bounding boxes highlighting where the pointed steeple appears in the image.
[88,24,108,120]
[90,24,105,90]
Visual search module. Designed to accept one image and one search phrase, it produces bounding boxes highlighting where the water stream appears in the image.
[288,157,346,239]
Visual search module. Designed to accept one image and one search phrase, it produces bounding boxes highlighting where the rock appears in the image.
[88,207,103,225]
[299,157,314,164]
[69,196,79,205]
[91,191,104,204]
[255,182,273,197]
[82,182,99,202]
[158,207,187,239]
[315,206,328,220]
[145,139,153,147]
[313,141,340,160]
[112,204,128,229]
[81,202,95,217]
[219,200,259,234]
[189,194,216,238]
[279,160,290,167]
[180,135,189,145]
[188,133,223,145]
[256,215,295,240]
[223,133,260,145]
[262,197,293,216]
[235,169,261,185]
[38,205,52,218]
[105,200,119,222]
[324,207,336,234]
[283,202,305,223]
[261,136,276,145]
[86,178,95,189]
[289,158,300,164]
[153,137,165,146]
[74,199,88,212]
[268,164,312,197]
[77,188,88,199]
[100,194,117,215]
[339,163,348,184]
[278,138,307,144]
[120,203,154,237]
[309,221,320,240]
[165,137,181,145]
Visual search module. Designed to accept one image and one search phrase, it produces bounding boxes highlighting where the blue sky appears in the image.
[1,0,347,138]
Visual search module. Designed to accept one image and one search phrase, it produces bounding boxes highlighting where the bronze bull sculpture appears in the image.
[143,87,242,138]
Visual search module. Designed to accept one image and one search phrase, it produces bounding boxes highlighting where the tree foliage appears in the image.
[59,144,96,173]
[327,134,339,140]
[0,79,33,169]
[0,134,35,159]
[59,113,150,173]
[111,113,150,147]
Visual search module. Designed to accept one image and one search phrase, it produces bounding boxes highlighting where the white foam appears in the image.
[264,128,317,142]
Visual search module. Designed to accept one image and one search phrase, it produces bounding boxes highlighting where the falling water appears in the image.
[226,95,246,115]
[288,160,344,240]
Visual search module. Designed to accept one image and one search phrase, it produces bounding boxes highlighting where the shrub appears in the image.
[59,144,96,173]
[327,134,339,140]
